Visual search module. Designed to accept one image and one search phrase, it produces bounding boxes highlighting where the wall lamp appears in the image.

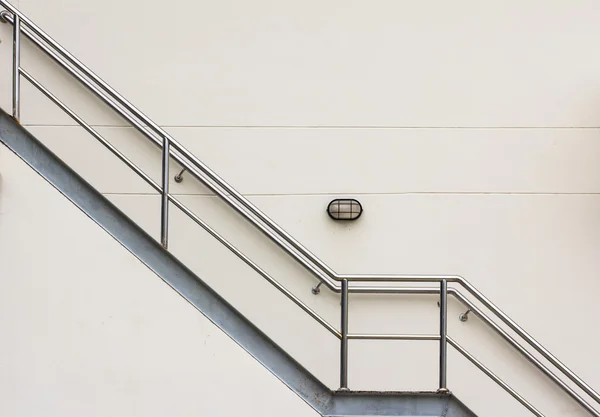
[327,199,363,221]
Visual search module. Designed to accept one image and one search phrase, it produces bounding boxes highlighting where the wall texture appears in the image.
[1,1,599,416]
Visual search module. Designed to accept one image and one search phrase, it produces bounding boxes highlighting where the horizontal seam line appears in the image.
[102,192,600,197]
[21,124,600,130]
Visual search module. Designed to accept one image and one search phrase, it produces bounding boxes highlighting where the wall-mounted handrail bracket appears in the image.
[459,309,472,322]
[174,168,186,183]
[438,280,448,392]
[311,282,323,295]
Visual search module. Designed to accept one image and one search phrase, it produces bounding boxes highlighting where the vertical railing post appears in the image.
[438,279,448,392]
[160,135,170,248]
[12,13,21,120]
[340,279,349,390]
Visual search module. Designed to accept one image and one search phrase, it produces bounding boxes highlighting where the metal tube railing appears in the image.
[439,280,448,392]
[160,136,170,248]
[347,334,440,341]
[8,19,590,408]
[21,24,590,410]
[3,4,599,416]
[11,13,19,120]
[340,279,349,390]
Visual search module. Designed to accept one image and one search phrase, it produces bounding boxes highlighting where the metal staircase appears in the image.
[0,3,598,416]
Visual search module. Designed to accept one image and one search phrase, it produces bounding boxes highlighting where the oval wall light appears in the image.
[327,199,363,221]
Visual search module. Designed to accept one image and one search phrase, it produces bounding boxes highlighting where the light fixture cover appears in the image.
[327,199,363,220]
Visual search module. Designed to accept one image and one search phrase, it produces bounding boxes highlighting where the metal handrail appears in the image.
[2,8,596,405]
[1,4,598,416]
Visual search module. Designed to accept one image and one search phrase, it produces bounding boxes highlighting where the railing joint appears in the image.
[0,10,10,23]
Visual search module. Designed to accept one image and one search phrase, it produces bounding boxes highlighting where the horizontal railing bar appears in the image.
[447,337,545,417]
[348,334,440,341]
[19,68,162,194]
[167,195,341,339]
[349,287,440,294]
[342,275,460,283]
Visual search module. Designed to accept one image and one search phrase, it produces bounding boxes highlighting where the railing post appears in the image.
[160,135,170,248]
[438,279,448,392]
[340,279,349,390]
[12,13,20,120]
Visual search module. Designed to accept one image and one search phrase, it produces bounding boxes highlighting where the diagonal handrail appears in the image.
[1,3,598,416]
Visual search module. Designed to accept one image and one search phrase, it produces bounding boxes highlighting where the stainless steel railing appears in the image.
[1,3,598,416]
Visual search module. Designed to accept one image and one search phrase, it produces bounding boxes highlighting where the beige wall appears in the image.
[1,1,600,416]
